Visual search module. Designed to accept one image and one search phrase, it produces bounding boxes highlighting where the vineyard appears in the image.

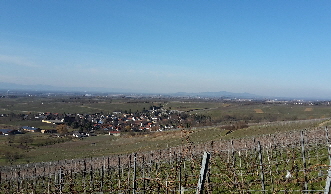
[1,126,331,193]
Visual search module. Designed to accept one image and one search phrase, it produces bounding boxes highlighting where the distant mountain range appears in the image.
[4,82,326,100]
[171,91,261,99]
[1,82,329,101]
[0,82,265,99]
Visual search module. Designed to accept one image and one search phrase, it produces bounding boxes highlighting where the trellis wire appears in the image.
[0,126,331,193]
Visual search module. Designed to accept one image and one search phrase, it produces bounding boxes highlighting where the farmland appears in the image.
[1,94,331,192]
[1,95,331,165]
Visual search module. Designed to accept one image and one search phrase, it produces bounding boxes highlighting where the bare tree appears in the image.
[4,151,22,164]
[18,134,33,152]
[57,124,68,135]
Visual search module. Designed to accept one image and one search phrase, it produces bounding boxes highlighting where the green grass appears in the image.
[2,97,331,124]
[2,97,331,192]
[1,97,331,166]
[0,97,157,114]
[0,118,328,166]
[1,138,328,193]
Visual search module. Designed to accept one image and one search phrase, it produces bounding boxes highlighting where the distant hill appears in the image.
[0,82,282,100]
[171,91,262,99]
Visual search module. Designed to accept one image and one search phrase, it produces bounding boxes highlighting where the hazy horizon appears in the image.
[1,1,331,99]
[1,81,330,100]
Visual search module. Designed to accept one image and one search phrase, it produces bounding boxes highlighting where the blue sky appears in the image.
[1,1,331,98]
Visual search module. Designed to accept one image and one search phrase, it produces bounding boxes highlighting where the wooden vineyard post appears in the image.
[127,155,131,192]
[59,168,63,194]
[266,146,274,192]
[47,171,51,194]
[133,153,137,194]
[118,155,121,190]
[142,155,146,194]
[238,151,244,186]
[83,159,87,193]
[90,165,94,191]
[231,140,235,167]
[301,131,308,193]
[324,126,331,194]
[196,152,210,194]
[101,161,104,191]
[258,141,265,193]
[179,152,182,193]
[17,170,20,193]
[227,141,231,164]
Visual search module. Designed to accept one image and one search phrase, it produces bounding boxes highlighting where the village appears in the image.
[0,105,211,137]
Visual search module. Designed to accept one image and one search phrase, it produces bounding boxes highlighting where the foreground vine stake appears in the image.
[301,130,308,193]
[196,152,210,194]
[258,141,265,193]
[324,127,331,194]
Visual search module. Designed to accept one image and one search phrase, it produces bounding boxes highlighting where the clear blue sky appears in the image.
[1,1,331,98]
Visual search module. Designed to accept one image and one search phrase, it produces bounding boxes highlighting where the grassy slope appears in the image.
[0,118,327,165]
